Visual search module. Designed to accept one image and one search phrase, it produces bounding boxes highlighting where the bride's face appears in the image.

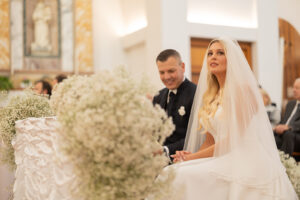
[207,42,227,76]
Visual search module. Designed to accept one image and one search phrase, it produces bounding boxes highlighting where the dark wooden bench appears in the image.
[292,152,300,156]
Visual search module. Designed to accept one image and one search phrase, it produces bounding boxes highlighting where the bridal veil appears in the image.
[184,37,292,192]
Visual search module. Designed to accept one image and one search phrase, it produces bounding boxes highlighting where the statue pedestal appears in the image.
[31,43,52,56]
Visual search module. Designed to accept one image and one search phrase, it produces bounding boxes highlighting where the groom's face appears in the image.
[157,56,185,90]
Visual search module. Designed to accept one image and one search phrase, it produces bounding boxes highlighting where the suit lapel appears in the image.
[292,103,300,122]
[160,89,169,110]
[159,79,189,112]
[288,101,297,115]
[283,101,297,123]
[293,114,300,122]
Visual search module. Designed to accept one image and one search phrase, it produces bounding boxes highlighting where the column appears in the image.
[145,0,190,87]
[255,0,282,107]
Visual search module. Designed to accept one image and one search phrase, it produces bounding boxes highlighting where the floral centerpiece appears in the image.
[0,90,53,169]
[279,151,300,197]
[50,67,175,200]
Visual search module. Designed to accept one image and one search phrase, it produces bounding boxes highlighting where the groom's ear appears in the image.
[181,62,185,72]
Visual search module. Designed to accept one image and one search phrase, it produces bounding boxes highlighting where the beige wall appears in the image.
[279,0,300,34]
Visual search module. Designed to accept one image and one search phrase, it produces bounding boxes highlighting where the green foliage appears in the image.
[0,76,13,91]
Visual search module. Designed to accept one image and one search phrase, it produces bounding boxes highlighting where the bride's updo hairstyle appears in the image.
[198,40,225,132]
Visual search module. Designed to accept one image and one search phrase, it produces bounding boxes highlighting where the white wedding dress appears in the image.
[167,107,298,200]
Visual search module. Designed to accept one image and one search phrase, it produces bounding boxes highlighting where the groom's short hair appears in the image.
[156,49,182,63]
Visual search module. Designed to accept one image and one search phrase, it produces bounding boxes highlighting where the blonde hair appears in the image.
[259,88,271,106]
[198,40,225,132]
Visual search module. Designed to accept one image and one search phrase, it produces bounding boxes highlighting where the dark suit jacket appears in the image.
[153,79,196,155]
[279,100,300,133]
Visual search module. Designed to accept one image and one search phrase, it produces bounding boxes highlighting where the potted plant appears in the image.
[0,76,13,91]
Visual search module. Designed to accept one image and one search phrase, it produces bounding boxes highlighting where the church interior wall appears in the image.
[124,42,147,81]
[105,0,298,107]
[187,0,257,28]
[0,0,299,106]
[119,0,147,35]
[278,0,300,34]
[92,0,126,71]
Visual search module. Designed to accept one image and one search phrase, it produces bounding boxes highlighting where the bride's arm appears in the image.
[198,132,215,151]
[173,132,215,162]
[185,132,215,160]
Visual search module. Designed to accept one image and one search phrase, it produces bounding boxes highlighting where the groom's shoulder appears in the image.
[153,87,168,102]
[154,87,168,98]
[182,79,197,94]
[188,80,197,90]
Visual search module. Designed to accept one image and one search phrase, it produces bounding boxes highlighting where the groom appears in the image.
[153,49,196,158]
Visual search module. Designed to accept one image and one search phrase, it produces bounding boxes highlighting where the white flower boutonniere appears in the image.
[178,106,186,116]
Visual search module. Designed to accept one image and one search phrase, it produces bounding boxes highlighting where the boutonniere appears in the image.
[178,106,185,116]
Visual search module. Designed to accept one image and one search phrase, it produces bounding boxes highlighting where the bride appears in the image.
[168,38,298,199]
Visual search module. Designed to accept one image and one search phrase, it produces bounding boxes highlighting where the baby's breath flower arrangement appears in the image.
[0,90,8,106]
[0,90,53,169]
[279,151,300,197]
[50,67,175,200]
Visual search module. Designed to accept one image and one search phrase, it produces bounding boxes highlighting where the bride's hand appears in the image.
[171,151,191,163]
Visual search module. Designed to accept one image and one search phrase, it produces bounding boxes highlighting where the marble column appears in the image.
[75,0,93,73]
[61,0,74,72]
[0,0,10,71]
[10,0,23,72]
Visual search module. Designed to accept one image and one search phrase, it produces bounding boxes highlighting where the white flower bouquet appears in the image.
[279,151,300,197]
[50,67,175,200]
[0,90,53,169]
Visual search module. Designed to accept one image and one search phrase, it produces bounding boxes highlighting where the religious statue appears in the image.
[31,0,52,55]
